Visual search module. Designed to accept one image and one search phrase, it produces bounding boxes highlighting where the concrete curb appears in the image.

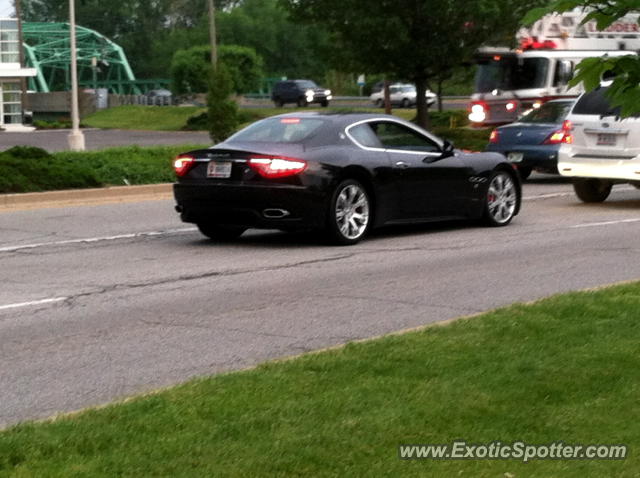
[0,183,174,211]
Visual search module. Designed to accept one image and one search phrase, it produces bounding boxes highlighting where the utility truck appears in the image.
[468,10,640,126]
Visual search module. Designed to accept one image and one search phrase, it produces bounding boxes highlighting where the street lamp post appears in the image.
[68,0,85,151]
[208,0,217,68]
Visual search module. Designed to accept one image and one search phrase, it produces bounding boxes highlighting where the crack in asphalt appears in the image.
[56,253,357,307]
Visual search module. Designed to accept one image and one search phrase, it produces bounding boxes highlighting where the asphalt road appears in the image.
[1,175,639,427]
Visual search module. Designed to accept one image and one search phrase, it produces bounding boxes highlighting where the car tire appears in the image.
[320,100,329,107]
[326,179,372,245]
[573,179,612,203]
[401,98,409,108]
[517,166,532,181]
[274,98,284,107]
[197,223,246,240]
[375,99,383,108]
[483,170,519,227]
[297,97,308,107]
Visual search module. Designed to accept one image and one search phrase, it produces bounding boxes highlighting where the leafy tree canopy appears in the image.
[282,0,547,128]
[524,1,640,116]
[171,44,263,95]
[22,0,330,84]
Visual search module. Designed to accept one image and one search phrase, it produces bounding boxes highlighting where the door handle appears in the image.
[395,161,409,169]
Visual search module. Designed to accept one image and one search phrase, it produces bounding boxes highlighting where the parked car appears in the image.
[271,80,332,107]
[370,84,437,108]
[173,113,521,245]
[485,99,575,179]
[146,89,173,106]
[558,83,640,202]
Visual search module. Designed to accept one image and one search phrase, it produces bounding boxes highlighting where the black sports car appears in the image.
[173,113,521,245]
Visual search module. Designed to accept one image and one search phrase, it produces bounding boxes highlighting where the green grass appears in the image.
[0,145,206,194]
[83,105,204,131]
[84,105,467,131]
[1,283,639,477]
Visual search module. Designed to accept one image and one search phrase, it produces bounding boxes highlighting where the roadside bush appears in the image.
[183,109,263,131]
[0,144,206,194]
[0,148,100,193]
[208,63,239,143]
[432,126,490,152]
[183,112,208,131]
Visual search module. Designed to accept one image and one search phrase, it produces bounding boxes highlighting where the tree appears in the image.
[20,0,238,78]
[207,62,238,143]
[282,0,546,129]
[171,44,264,95]
[217,0,331,80]
[524,2,640,117]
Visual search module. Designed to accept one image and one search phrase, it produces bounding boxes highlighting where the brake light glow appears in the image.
[468,102,488,123]
[544,120,573,144]
[489,129,499,144]
[281,118,301,124]
[174,155,196,177]
[248,155,307,178]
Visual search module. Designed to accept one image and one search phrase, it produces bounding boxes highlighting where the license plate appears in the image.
[507,152,523,163]
[207,161,232,178]
[597,133,616,146]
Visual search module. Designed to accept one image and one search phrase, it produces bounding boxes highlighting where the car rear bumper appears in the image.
[486,144,559,172]
[558,156,640,182]
[173,183,328,230]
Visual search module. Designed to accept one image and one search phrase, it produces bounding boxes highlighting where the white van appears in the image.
[558,85,640,202]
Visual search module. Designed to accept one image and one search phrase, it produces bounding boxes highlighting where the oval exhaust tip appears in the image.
[263,208,290,219]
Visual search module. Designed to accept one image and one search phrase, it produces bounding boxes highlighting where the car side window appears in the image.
[349,123,383,149]
[370,121,440,152]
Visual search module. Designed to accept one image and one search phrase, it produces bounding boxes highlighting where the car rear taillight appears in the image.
[543,120,573,145]
[468,101,488,123]
[248,155,307,178]
[489,129,499,144]
[174,155,196,177]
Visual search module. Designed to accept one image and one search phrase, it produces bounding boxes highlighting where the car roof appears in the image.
[272,111,410,125]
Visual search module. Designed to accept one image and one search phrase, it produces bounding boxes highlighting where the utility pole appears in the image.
[208,0,217,69]
[68,0,85,151]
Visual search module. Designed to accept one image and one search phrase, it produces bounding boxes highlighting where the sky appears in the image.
[0,0,15,18]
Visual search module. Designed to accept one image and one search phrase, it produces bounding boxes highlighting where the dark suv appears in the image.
[271,80,332,107]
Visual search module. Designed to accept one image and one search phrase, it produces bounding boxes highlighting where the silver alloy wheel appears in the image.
[486,173,517,224]
[335,184,370,240]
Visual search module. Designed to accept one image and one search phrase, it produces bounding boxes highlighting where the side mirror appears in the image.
[424,139,455,163]
[557,60,573,85]
[441,139,455,157]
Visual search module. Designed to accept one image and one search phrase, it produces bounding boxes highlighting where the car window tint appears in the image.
[371,121,440,152]
[572,87,623,116]
[228,118,325,143]
[519,101,572,124]
[296,80,317,89]
[349,123,382,148]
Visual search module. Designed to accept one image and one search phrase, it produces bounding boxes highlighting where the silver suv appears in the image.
[559,84,640,202]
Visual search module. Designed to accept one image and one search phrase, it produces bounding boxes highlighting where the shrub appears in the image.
[207,63,239,143]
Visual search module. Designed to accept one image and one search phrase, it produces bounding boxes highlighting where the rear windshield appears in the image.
[572,87,622,116]
[519,101,573,124]
[228,117,326,143]
[295,80,318,89]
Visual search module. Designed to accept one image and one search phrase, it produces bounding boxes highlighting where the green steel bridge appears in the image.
[22,22,168,95]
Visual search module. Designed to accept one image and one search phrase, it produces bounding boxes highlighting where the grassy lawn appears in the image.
[1,282,639,477]
[83,105,489,151]
[83,105,462,130]
[82,105,204,131]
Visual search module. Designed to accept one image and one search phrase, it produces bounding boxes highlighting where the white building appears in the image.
[0,16,36,131]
